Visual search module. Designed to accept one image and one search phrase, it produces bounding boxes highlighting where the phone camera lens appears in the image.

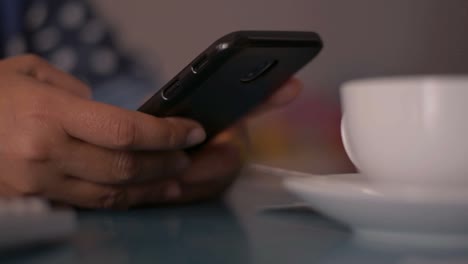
[240,59,277,83]
[245,71,256,79]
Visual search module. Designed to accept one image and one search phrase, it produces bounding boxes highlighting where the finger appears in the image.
[11,54,92,98]
[44,176,176,209]
[111,176,229,207]
[65,141,243,208]
[212,122,249,146]
[61,99,206,150]
[105,178,211,207]
[143,139,244,204]
[44,176,128,209]
[166,179,235,205]
[181,138,243,184]
[251,78,303,115]
[57,139,191,184]
[0,159,59,197]
[123,180,181,207]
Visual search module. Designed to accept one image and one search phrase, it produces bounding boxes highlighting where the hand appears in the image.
[0,55,207,208]
[136,78,304,204]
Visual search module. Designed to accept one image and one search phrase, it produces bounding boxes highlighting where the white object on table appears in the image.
[247,163,315,210]
[248,163,317,178]
[283,173,468,250]
[0,197,76,249]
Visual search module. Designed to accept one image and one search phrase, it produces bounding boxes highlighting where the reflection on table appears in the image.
[1,170,467,264]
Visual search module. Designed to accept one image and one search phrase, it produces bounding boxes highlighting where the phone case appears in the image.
[138,31,323,141]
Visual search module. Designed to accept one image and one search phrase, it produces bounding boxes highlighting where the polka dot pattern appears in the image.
[1,0,146,88]
[25,1,47,30]
[58,1,86,29]
[79,19,106,44]
[32,26,60,52]
[90,47,118,75]
[50,46,77,72]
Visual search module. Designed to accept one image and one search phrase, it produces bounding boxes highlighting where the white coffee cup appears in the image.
[340,75,468,188]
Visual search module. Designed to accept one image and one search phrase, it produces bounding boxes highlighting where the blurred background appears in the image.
[88,0,468,173]
[6,0,467,174]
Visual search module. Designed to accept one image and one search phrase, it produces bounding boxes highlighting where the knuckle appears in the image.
[16,54,58,83]
[96,188,127,209]
[163,118,185,148]
[15,177,42,195]
[167,127,179,148]
[112,118,137,148]
[112,151,140,182]
[21,92,55,120]
[20,54,47,67]
[18,134,51,162]
[1,54,48,74]
[27,102,51,120]
[79,85,92,98]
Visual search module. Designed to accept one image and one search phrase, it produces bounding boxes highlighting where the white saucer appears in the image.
[283,174,468,249]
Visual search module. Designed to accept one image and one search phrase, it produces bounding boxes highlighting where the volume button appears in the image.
[191,54,208,74]
[161,80,181,101]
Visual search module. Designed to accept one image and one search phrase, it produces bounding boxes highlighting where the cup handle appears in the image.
[340,115,359,169]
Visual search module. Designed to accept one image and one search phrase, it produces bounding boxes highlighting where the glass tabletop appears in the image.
[1,170,467,264]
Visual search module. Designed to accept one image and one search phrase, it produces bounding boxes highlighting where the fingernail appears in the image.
[164,182,181,200]
[186,127,206,146]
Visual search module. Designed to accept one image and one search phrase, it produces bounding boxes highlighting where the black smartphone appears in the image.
[138,30,322,142]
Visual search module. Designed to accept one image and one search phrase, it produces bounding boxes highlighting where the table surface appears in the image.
[1,169,468,264]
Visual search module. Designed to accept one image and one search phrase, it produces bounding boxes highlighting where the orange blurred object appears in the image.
[248,87,355,174]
